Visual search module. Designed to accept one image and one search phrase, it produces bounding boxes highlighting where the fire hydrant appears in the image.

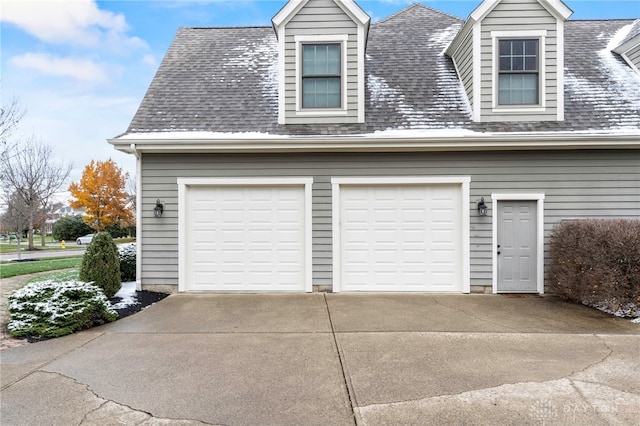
[61,240,66,249]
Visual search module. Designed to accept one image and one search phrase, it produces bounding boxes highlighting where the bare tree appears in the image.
[1,191,30,260]
[0,97,26,160]
[1,138,72,250]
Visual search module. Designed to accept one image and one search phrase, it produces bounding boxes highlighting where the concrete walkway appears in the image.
[1,293,639,425]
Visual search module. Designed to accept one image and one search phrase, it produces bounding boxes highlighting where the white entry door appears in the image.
[496,200,538,292]
[335,182,464,292]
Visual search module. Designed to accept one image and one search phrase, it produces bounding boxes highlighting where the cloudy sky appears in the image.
[2,0,639,188]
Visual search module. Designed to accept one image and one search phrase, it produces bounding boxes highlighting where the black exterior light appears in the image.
[153,199,164,217]
[477,197,488,216]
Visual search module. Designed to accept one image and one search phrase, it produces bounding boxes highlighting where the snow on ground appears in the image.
[111,281,139,309]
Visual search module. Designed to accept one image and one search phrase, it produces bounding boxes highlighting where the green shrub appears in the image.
[548,219,640,317]
[8,280,117,338]
[52,215,93,241]
[80,232,121,298]
[118,242,136,281]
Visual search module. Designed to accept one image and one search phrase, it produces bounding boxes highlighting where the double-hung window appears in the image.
[498,39,539,105]
[302,44,341,108]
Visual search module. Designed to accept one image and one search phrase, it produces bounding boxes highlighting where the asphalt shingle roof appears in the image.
[125,3,640,136]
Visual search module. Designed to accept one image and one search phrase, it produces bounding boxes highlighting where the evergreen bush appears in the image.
[80,231,122,298]
[118,242,137,281]
[52,214,93,241]
[8,280,117,338]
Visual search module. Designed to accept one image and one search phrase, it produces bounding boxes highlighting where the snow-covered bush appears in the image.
[80,231,121,298]
[8,280,118,338]
[549,219,640,318]
[118,242,136,282]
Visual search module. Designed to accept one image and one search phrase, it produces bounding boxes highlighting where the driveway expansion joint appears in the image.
[323,292,358,426]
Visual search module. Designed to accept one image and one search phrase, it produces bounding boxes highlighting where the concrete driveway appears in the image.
[1,294,639,425]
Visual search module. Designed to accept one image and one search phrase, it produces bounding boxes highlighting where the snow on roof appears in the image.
[122,5,640,139]
[565,21,640,130]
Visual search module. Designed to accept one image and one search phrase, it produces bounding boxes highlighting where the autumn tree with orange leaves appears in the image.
[69,159,133,232]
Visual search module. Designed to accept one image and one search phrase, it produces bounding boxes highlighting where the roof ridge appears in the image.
[183,25,272,30]
[374,2,463,25]
[567,18,638,23]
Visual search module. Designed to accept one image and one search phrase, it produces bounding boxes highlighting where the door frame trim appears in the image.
[491,193,545,294]
[177,177,314,293]
[331,176,471,293]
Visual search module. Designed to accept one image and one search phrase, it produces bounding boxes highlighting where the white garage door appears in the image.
[336,183,463,292]
[182,182,310,292]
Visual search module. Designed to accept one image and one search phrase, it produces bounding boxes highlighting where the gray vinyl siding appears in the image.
[480,0,559,122]
[452,30,474,107]
[283,0,359,124]
[140,150,640,291]
[626,44,640,71]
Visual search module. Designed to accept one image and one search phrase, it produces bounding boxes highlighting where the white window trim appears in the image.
[177,177,314,293]
[491,193,545,295]
[491,30,547,112]
[294,34,348,114]
[331,176,471,293]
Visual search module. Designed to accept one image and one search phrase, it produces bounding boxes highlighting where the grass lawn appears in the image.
[0,256,83,279]
[28,269,80,283]
[0,237,135,254]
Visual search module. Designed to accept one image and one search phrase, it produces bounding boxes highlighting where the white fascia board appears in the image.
[335,0,370,26]
[620,52,640,75]
[613,35,640,55]
[272,0,307,31]
[472,23,481,122]
[445,20,474,57]
[471,0,571,22]
[470,0,499,21]
[109,132,640,154]
[539,0,573,20]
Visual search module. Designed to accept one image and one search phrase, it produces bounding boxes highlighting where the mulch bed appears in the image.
[109,291,170,319]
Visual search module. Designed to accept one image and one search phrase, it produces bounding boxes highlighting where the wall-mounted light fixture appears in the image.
[477,197,488,216]
[153,199,164,218]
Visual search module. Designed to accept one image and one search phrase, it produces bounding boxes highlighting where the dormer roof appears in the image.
[471,0,572,21]
[446,0,572,57]
[272,0,370,39]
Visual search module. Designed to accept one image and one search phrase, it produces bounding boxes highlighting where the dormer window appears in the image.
[302,44,341,108]
[272,0,370,124]
[490,30,547,113]
[498,39,539,105]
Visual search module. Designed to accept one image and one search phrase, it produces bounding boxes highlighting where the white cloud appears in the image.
[142,54,158,68]
[1,0,147,51]
[10,52,109,82]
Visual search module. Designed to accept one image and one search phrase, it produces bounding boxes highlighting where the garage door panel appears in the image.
[185,185,307,292]
[339,184,462,292]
